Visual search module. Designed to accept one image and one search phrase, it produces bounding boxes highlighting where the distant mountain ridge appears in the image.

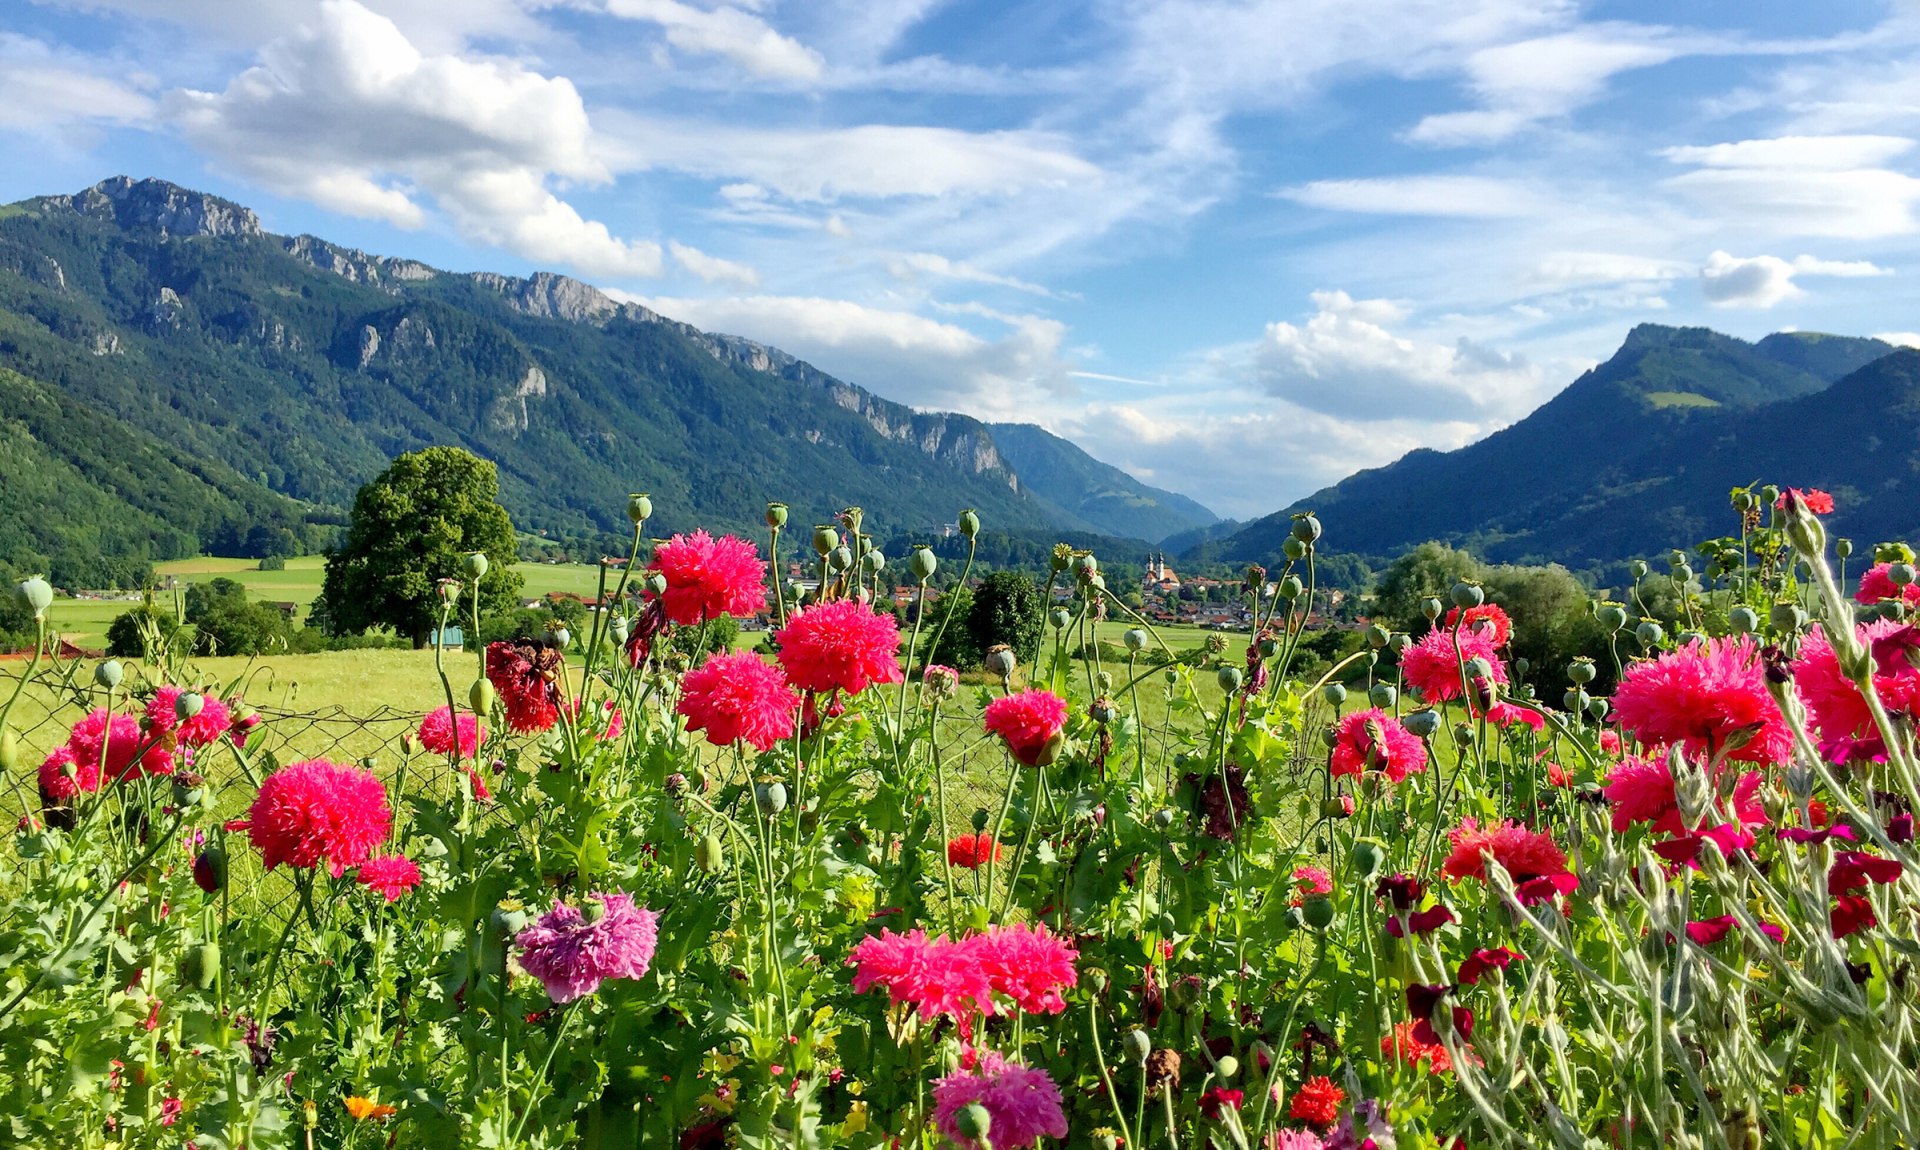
[0,176,1208,581]
[984,423,1218,543]
[1195,325,1906,578]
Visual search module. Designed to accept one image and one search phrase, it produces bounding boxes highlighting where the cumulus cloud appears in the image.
[1661,135,1920,239]
[169,0,663,277]
[667,240,760,288]
[1699,250,1891,307]
[1255,290,1545,421]
[1280,175,1548,218]
[603,0,824,82]
[629,294,1075,413]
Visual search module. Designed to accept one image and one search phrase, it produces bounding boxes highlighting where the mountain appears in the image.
[983,422,1217,543]
[1196,325,1902,578]
[0,177,1161,584]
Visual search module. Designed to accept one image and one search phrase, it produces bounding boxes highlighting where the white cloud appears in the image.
[1699,250,1889,308]
[1875,331,1920,347]
[1527,251,1689,287]
[631,294,1075,413]
[602,0,824,82]
[668,239,760,288]
[1281,174,1548,218]
[603,116,1102,202]
[885,252,1061,298]
[0,36,155,132]
[168,0,664,277]
[1255,290,1545,421]
[36,0,545,53]
[1661,135,1920,238]
[1409,28,1680,145]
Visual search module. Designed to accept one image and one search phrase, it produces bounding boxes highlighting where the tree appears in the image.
[1482,563,1609,694]
[922,585,980,669]
[321,447,524,647]
[966,571,1046,667]
[107,602,180,659]
[1373,542,1484,633]
[184,577,292,656]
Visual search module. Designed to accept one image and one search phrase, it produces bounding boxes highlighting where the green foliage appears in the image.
[182,576,291,655]
[257,555,286,572]
[1373,541,1481,631]
[965,570,1045,666]
[984,421,1218,544]
[920,585,979,669]
[105,601,178,659]
[321,447,524,647]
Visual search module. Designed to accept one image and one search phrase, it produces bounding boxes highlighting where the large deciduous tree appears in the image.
[322,447,523,647]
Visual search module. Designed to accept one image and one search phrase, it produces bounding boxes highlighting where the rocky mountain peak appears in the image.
[468,270,618,323]
[40,177,264,239]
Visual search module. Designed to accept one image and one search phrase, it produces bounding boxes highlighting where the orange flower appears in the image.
[344,1096,397,1120]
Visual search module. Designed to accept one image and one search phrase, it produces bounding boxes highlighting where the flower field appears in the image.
[4,489,1919,1149]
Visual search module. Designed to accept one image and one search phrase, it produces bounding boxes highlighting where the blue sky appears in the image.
[4,0,1919,519]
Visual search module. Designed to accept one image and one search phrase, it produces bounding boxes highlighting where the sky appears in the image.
[4,0,1919,521]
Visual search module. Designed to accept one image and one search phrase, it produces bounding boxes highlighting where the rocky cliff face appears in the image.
[37,177,264,239]
[469,270,620,323]
[284,235,436,287]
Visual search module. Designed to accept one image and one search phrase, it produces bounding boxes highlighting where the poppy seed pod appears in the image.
[1291,514,1322,544]
[1672,564,1693,585]
[1635,621,1664,648]
[1302,896,1335,929]
[1564,688,1590,713]
[1282,538,1308,561]
[1369,683,1397,709]
[1732,491,1754,512]
[1770,602,1807,632]
[1421,598,1443,622]
[1123,627,1149,653]
[1588,697,1608,721]
[1074,552,1099,579]
[1452,722,1475,746]
[464,552,490,580]
[175,692,205,722]
[1278,575,1304,600]
[1630,560,1649,580]
[1089,696,1117,724]
[1728,606,1759,634]
[985,646,1018,678]
[1758,484,1780,506]
[1567,658,1597,685]
[1365,623,1390,649]
[548,627,571,650]
[16,577,52,618]
[861,549,885,575]
[957,509,980,539]
[812,525,839,555]
[1350,838,1385,880]
[910,546,937,581]
[1893,563,1916,587]
[1514,657,1529,678]
[1050,607,1073,631]
[1123,1029,1152,1062]
[1323,682,1347,706]
[1451,582,1483,609]
[94,660,123,690]
[1403,709,1440,739]
[1218,665,1244,693]
[1597,604,1628,631]
[826,546,853,573]
[763,501,788,529]
[1836,538,1853,560]
[1154,807,1176,829]
[755,782,788,816]
[626,493,652,524]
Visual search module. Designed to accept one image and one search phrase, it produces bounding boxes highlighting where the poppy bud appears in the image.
[180,941,221,991]
[1322,682,1346,706]
[15,577,52,618]
[910,546,937,581]
[764,501,788,529]
[0,726,19,776]
[464,552,489,580]
[1214,1054,1240,1080]
[1282,538,1308,561]
[695,834,724,873]
[971,808,992,832]
[1096,671,1113,692]
[1421,598,1443,621]
[1350,838,1385,880]
[957,510,980,539]
[610,615,630,644]
[1291,515,1322,544]
[1369,684,1396,709]
[192,846,226,893]
[469,679,497,714]
[627,493,653,524]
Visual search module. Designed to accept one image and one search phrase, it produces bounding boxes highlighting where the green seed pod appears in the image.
[1568,658,1597,685]
[1731,491,1754,512]
[1258,635,1281,658]
[985,646,1018,678]
[175,692,205,722]
[1365,623,1390,649]
[1350,838,1386,881]
[1218,665,1244,693]
[954,1102,992,1141]
[1672,564,1693,585]
[1635,621,1664,649]
[1893,563,1916,587]
[469,678,497,715]
[1050,607,1073,631]
[1369,683,1397,709]
[1587,697,1609,721]
[765,501,788,529]
[1402,709,1440,739]
[1513,657,1530,678]
[1322,682,1347,706]
[1282,905,1306,931]
[755,782,789,816]
[93,660,124,690]
[627,493,653,524]
[643,571,669,598]
[910,546,938,581]
[812,525,840,555]
[1727,606,1759,635]
[1153,808,1176,829]
[180,941,221,991]
[16,577,52,618]
[1282,538,1308,561]
[1452,722,1475,746]
[1122,627,1150,653]
[1421,598,1443,622]
[548,626,571,650]
[1630,560,1649,580]
[957,509,981,539]
[1074,553,1100,579]
[1321,726,1340,749]
[861,549,886,575]
[1278,575,1304,600]
[695,833,724,873]
[464,552,490,580]
[1451,581,1484,609]
[1758,484,1779,506]
[490,900,530,939]
[1123,1028,1152,1062]
[1291,514,1322,544]
[1213,1054,1240,1081]
[1770,602,1807,632]
[1089,696,1117,724]
[1302,896,1335,929]
[1564,689,1590,713]
[1836,538,1853,560]
[1678,630,1706,646]
[826,546,854,573]
[1596,604,1628,631]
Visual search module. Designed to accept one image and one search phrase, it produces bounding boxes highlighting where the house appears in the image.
[429,626,464,649]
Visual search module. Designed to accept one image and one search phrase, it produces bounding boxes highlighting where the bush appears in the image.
[257,555,287,572]
[183,576,292,656]
[964,571,1044,666]
[106,602,181,659]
